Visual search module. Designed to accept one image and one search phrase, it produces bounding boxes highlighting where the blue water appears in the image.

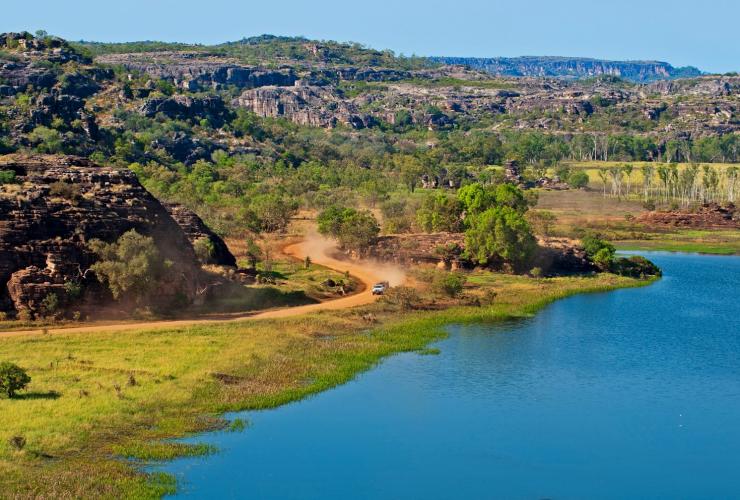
[156,253,740,499]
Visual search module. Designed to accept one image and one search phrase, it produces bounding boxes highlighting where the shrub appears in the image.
[643,200,656,211]
[0,170,16,185]
[526,210,557,237]
[89,230,169,303]
[317,206,379,252]
[381,286,420,311]
[611,256,662,278]
[567,170,590,189]
[193,237,215,264]
[592,248,614,270]
[49,181,82,203]
[64,281,82,299]
[480,289,498,306]
[40,293,60,318]
[0,362,31,398]
[8,436,26,451]
[581,234,616,258]
[432,272,467,298]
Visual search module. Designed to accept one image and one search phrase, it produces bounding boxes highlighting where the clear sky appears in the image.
[2,0,738,73]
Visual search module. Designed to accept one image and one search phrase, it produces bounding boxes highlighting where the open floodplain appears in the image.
[155,252,740,499]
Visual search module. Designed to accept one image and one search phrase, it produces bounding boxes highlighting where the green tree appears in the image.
[432,272,467,298]
[416,193,463,232]
[0,362,31,399]
[28,126,64,154]
[336,210,380,251]
[317,207,380,252]
[464,207,536,271]
[193,237,216,264]
[567,170,590,189]
[398,156,424,193]
[457,183,496,215]
[248,194,299,233]
[89,230,168,303]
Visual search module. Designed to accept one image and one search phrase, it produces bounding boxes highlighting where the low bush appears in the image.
[381,286,420,311]
[0,362,31,398]
[432,272,467,298]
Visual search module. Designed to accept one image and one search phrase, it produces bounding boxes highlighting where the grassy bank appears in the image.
[614,229,740,255]
[0,271,650,498]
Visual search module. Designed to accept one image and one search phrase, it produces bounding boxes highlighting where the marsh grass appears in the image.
[0,271,650,498]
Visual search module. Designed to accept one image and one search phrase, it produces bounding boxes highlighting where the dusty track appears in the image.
[0,236,394,338]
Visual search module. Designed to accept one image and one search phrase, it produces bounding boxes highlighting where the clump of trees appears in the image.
[317,207,380,252]
[0,362,31,399]
[89,230,172,304]
[416,193,463,232]
[581,234,661,277]
[593,163,738,206]
[458,183,537,272]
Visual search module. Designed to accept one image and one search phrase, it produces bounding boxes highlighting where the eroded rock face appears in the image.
[0,154,231,318]
[233,84,376,129]
[139,95,232,126]
[164,203,237,267]
[95,52,297,91]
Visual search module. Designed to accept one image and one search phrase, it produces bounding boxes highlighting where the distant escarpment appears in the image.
[0,155,235,319]
[430,56,702,83]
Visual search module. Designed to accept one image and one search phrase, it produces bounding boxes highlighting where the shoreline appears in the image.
[0,272,655,497]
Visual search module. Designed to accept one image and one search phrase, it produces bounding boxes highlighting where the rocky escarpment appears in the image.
[96,52,298,91]
[0,155,235,318]
[232,83,376,129]
[0,32,95,96]
[430,56,702,83]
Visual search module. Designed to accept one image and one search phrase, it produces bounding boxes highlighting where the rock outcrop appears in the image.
[139,94,232,126]
[0,154,234,318]
[365,233,594,275]
[95,52,297,91]
[164,203,237,267]
[637,203,738,228]
[233,84,376,129]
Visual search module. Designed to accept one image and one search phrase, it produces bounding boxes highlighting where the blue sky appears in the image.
[2,0,738,73]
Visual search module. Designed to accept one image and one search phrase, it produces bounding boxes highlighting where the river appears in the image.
[154,252,740,499]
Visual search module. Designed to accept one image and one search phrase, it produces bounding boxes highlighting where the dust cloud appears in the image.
[298,231,406,286]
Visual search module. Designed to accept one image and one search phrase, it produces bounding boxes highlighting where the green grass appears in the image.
[611,229,739,255]
[536,187,740,255]
[0,271,650,497]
